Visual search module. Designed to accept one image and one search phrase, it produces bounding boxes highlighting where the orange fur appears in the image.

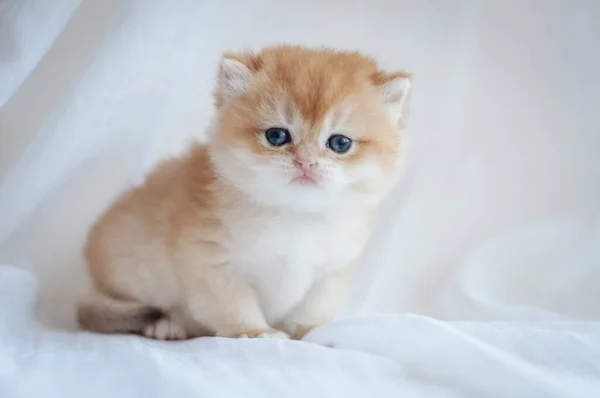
[78,45,412,340]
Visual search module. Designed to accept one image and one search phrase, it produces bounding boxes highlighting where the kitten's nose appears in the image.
[293,159,316,172]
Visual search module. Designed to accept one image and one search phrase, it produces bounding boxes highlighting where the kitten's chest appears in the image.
[223,210,369,322]
[227,211,364,272]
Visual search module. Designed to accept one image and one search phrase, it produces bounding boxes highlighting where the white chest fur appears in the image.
[221,208,369,325]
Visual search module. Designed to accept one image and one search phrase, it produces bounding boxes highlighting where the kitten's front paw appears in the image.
[227,328,289,339]
[284,323,321,340]
[144,317,187,340]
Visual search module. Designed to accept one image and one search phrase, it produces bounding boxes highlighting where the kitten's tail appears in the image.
[77,295,164,335]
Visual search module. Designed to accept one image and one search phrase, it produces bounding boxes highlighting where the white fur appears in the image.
[219,200,369,327]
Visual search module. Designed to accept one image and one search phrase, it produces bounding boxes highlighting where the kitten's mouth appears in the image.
[291,174,317,185]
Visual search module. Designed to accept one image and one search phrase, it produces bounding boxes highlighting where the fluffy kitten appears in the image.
[78,45,412,340]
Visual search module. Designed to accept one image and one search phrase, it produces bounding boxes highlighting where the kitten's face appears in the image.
[209,46,411,213]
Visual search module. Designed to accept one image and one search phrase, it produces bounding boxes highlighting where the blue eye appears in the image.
[265,127,291,147]
[327,135,353,153]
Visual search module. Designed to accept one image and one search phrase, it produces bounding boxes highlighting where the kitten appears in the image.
[77,45,412,340]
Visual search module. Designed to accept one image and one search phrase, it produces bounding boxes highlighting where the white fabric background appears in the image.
[2,265,599,397]
[0,0,599,331]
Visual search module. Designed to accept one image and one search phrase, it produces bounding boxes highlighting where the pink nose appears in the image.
[293,159,316,171]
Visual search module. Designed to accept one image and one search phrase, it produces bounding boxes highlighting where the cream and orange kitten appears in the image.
[78,45,412,340]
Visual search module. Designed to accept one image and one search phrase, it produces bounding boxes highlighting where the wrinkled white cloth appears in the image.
[1,0,598,328]
[1,265,599,398]
[1,1,600,396]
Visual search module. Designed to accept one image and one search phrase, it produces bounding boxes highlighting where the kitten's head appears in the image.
[209,45,412,212]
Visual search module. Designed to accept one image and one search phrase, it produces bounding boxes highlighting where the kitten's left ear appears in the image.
[371,71,413,126]
[215,52,262,108]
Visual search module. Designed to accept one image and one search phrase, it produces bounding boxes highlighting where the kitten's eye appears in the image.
[327,135,353,154]
[265,127,291,147]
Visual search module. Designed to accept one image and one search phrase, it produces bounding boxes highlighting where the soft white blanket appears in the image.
[1,1,600,397]
[1,265,598,398]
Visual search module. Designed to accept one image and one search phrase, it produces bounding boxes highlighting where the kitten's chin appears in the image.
[249,184,339,213]
[290,175,318,186]
[226,178,340,213]
[236,180,381,214]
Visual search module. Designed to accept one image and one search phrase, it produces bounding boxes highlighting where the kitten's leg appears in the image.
[82,251,186,339]
[282,266,352,340]
[183,264,288,339]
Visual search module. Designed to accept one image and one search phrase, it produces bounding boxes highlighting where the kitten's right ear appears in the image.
[371,71,413,127]
[215,53,260,107]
